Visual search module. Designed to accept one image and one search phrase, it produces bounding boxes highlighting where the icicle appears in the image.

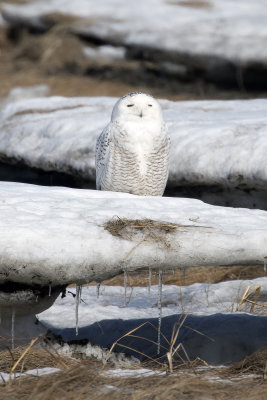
[48,284,51,297]
[96,282,101,298]
[157,270,163,355]
[75,285,82,336]
[148,268,152,294]
[11,309,15,350]
[124,269,128,307]
[80,286,83,303]
[264,259,267,273]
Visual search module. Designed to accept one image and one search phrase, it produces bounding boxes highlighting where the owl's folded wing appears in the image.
[95,123,113,190]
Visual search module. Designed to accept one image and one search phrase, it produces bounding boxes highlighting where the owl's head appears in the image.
[111,92,163,124]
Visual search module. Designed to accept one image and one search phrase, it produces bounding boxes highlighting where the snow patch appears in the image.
[2,0,267,63]
[1,182,267,286]
[1,97,267,192]
[0,367,61,384]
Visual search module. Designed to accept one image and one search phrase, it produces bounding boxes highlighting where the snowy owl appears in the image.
[95,92,170,196]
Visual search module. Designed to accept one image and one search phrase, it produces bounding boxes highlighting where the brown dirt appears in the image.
[0,29,147,100]
[0,21,163,99]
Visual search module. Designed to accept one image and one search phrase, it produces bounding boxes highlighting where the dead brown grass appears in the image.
[104,218,181,254]
[104,218,211,260]
[1,337,266,400]
[1,354,266,400]
[0,339,74,374]
[226,347,267,378]
[104,218,179,238]
[131,374,267,400]
[104,218,213,237]
[167,0,212,9]
[95,265,266,287]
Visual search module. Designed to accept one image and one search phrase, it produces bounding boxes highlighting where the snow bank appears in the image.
[1,96,267,191]
[41,281,267,364]
[0,181,267,287]
[40,278,267,330]
[2,0,267,64]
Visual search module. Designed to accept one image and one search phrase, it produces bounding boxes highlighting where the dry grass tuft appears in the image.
[1,360,266,400]
[0,360,107,400]
[0,338,73,374]
[104,218,210,258]
[104,217,210,238]
[1,343,267,400]
[225,347,267,378]
[167,0,212,9]
[105,314,209,374]
[236,284,261,312]
[104,218,180,259]
[104,218,178,239]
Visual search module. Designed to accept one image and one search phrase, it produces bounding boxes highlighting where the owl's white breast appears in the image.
[114,119,165,176]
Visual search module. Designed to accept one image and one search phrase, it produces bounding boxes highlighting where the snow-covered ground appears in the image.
[1,96,267,191]
[2,0,267,64]
[39,279,267,364]
[40,278,267,330]
[1,182,267,287]
[0,367,61,384]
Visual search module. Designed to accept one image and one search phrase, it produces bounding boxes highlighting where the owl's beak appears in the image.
[139,111,143,118]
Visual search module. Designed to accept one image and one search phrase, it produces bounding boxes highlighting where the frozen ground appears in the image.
[39,279,267,364]
[1,182,267,287]
[1,96,267,191]
[2,0,267,64]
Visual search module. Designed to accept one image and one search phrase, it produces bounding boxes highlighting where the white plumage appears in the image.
[95,92,170,196]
